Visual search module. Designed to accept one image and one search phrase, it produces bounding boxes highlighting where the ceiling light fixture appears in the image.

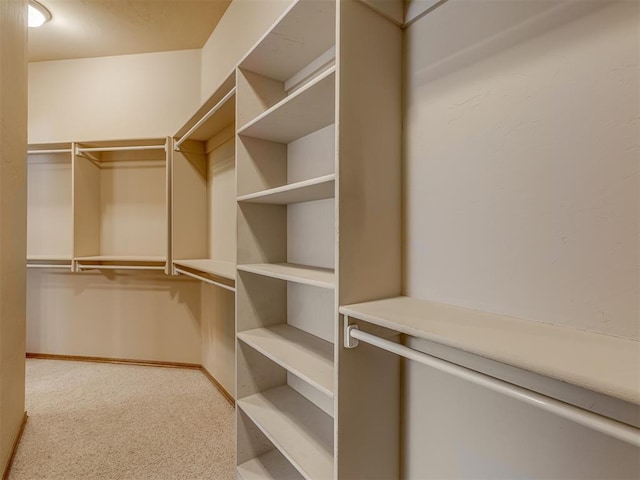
[28,0,51,28]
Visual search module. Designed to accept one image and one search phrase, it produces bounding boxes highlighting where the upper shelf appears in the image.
[238,263,335,289]
[237,174,335,205]
[238,324,334,397]
[340,296,640,405]
[174,71,236,146]
[173,259,236,281]
[237,67,335,143]
[239,0,336,83]
[75,255,166,262]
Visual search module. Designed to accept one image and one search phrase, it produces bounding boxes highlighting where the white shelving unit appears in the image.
[235,1,402,478]
[73,138,170,272]
[172,71,237,288]
[27,143,74,270]
[235,1,339,477]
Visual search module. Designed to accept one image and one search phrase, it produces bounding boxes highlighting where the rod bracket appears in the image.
[344,320,359,349]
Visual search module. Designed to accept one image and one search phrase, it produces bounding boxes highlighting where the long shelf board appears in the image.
[174,71,235,143]
[238,324,334,397]
[237,386,334,480]
[173,259,235,281]
[238,450,303,480]
[237,67,335,144]
[238,263,335,289]
[239,0,335,82]
[75,255,166,263]
[238,174,335,205]
[340,296,640,405]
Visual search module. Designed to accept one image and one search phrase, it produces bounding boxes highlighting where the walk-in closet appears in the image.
[0,0,637,478]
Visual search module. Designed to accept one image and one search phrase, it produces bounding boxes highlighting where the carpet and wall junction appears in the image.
[9,359,235,480]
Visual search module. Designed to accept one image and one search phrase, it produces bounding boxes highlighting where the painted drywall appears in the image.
[27,271,201,364]
[403,1,640,477]
[200,0,294,101]
[28,49,201,143]
[201,284,235,397]
[404,0,639,340]
[201,138,236,397]
[0,0,27,471]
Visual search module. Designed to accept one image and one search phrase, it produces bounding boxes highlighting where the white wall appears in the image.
[27,271,201,364]
[28,49,201,143]
[404,0,639,340]
[200,0,293,101]
[403,1,640,477]
[0,0,27,471]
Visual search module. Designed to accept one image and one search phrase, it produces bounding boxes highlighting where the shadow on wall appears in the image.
[406,0,611,87]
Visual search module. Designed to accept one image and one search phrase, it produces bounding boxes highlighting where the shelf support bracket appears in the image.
[344,318,359,349]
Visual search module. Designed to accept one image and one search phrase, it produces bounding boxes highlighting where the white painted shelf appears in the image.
[237,450,304,480]
[237,386,334,480]
[238,263,335,289]
[238,68,335,144]
[174,72,236,145]
[173,259,235,280]
[340,296,640,405]
[238,324,334,397]
[237,174,335,205]
[239,0,335,83]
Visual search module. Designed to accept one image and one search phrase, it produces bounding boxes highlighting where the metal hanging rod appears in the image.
[343,322,640,447]
[174,87,236,151]
[76,145,166,153]
[77,264,165,271]
[27,264,71,269]
[175,267,236,292]
[27,149,72,155]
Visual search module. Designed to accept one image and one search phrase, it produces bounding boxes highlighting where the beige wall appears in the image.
[403,1,640,477]
[200,0,293,101]
[27,271,202,364]
[404,0,639,340]
[0,0,27,471]
[201,285,235,396]
[28,49,201,143]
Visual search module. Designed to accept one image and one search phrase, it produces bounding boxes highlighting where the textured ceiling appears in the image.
[28,0,232,62]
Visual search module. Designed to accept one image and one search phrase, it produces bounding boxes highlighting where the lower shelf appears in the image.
[237,386,334,480]
[238,450,304,480]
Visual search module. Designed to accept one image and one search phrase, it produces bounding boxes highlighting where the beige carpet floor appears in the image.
[9,359,235,480]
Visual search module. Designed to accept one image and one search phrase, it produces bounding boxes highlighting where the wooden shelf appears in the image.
[239,0,335,83]
[174,72,236,144]
[340,296,640,405]
[237,174,335,205]
[238,263,335,289]
[238,386,334,480]
[238,450,303,480]
[173,259,235,280]
[238,68,335,144]
[238,324,334,397]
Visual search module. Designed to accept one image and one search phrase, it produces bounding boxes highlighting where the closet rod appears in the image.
[77,265,165,271]
[344,323,640,447]
[77,145,166,153]
[174,87,236,150]
[27,149,72,155]
[27,264,71,269]
[175,267,236,292]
